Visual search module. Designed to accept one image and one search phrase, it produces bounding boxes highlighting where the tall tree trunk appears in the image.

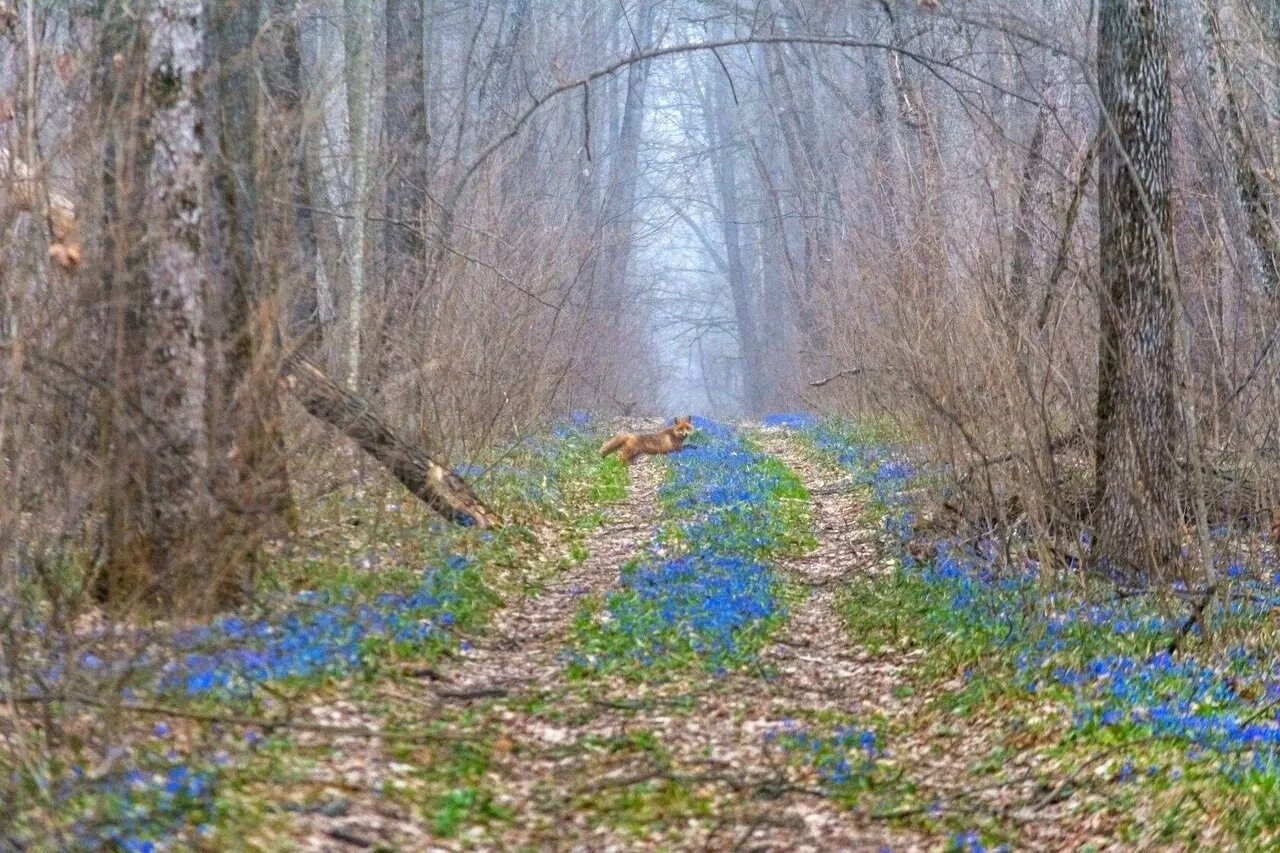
[262,0,321,334]
[382,0,429,374]
[205,0,295,583]
[144,0,210,566]
[758,31,837,356]
[102,0,212,610]
[597,1,654,302]
[1007,103,1049,319]
[342,0,373,388]
[1094,0,1181,582]
[1202,2,1280,295]
[94,0,150,606]
[704,57,762,414]
[384,0,428,281]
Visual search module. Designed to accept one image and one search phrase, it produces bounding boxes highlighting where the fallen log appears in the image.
[281,354,501,529]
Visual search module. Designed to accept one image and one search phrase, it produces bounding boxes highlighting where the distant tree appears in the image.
[384,0,429,280]
[1093,0,1181,582]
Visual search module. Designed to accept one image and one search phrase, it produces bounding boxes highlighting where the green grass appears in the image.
[833,544,1280,847]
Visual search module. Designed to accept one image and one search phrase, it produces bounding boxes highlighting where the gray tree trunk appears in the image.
[1203,2,1280,295]
[597,0,655,304]
[342,0,373,388]
[384,0,429,295]
[1007,103,1049,319]
[262,0,321,333]
[1094,0,1181,582]
[138,0,212,607]
[704,59,763,414]
[205,0,295,572]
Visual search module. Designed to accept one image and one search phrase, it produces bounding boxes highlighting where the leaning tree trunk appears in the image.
[1093,0,1181,583]
[281,354,501,529]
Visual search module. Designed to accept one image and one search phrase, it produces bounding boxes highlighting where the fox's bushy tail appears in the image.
[600,434,627,458]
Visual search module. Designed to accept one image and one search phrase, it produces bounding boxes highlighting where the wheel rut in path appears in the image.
[439,456,666,696]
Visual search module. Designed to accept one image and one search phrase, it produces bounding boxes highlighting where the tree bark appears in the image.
[281,354,501,529]
[261,0,321,333]
[341,0,373,389]
[384,0,429,292]
[1202,2,1280,296]
[1094,0,1181,582]
[597,0,655,304]
[108,0,213,609]
[1007,103,1048,318]
[205,0,295,565]
[703,56,763,414]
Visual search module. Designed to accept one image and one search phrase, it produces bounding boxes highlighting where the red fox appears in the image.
[600,416,695,465]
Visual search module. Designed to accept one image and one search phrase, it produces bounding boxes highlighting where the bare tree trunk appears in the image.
[1007,103,1049,318]
[758,31,839,356]
[95,0,149,606]
[384,0,429,289]
[704,57,763,413]
[1094,0,1181,582]
[300,8,342,341]
[1202,2,1280,295]
[597,1,654,299]
[205,0,295,575]
[262,0,321,334]
[104,0,213,610]
[342,0,372,388]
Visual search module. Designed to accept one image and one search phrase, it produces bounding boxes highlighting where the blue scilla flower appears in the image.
[762,412,817,429]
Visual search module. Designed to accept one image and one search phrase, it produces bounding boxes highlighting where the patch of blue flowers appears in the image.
[160,554,479,696]
[800,418,915,507]
[766,719,881,790]
[773,414,1280,779]
[452,411,600,509]
[762,412,817,429]
[573,418,810,671]
[80,760,220,852]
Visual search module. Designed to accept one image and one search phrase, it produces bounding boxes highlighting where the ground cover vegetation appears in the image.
[2,417,625,850]
[570,418,815,674]
[781,415,1280,849]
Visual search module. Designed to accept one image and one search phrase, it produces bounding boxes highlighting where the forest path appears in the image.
[279,450,665,851]
[279,426,992,851]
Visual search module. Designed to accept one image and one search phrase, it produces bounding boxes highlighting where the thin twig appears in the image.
[14,693,463,743]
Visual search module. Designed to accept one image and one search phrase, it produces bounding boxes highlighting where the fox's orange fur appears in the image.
[600,416,694,465]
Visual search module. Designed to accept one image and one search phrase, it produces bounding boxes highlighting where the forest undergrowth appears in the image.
[1,415,628,851]
[11,414,1280,850]
[769,412,1280,849]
